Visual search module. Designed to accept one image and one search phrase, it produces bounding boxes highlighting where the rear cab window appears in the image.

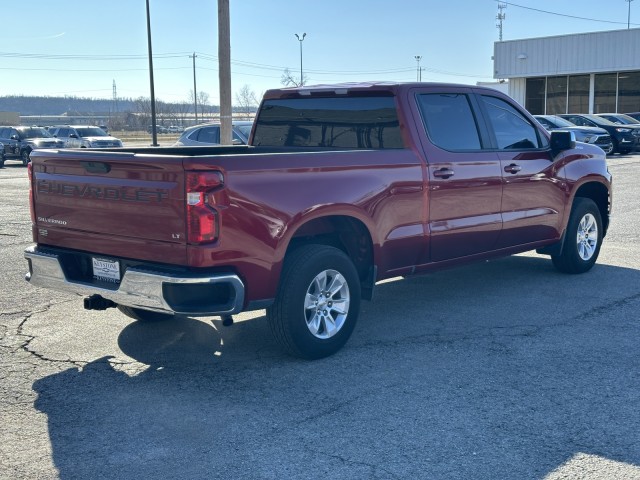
[252,96,404,149]
[416,93,482,151]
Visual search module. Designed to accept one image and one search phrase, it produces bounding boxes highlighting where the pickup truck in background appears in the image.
[24,83,612,359]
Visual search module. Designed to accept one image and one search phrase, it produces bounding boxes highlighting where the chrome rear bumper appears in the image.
[24,245,245,316]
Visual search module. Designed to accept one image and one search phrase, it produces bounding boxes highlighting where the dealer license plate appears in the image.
[92,257,120,283]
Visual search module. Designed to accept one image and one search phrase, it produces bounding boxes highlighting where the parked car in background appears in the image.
[49,125,123,148]
[624,112,640,122]
[534,115,613,155]
[559,114,640,154]
[0,126,65,165]
[173,121,253,146]
[147,125,168,134]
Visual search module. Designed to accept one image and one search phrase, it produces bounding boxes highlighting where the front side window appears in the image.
[253,96,404,149]
[482,95,542,150]
[417,93,481,150]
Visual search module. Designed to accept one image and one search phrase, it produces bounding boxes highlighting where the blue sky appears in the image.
[0,0,637,104]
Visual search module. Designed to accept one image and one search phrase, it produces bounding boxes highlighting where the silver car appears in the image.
[173,121,253,146]
[49,125,123,148]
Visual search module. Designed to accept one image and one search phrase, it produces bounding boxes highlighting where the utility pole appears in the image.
[218,0,232,145]
[627,0,634,29]
[190,52,198,124]
[111,79,118,130]
[112,80,118,114]
[414,55,422,82]
[496,2,507,41]
[145,0,158,146]
[295,33,307,86]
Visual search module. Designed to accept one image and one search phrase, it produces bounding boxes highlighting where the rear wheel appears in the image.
[552,198,603,274]
[117,305,175,322]
[267,244,361,359]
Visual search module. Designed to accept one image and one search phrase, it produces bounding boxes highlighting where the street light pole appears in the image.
[627,0,634,29]
[190,52,198,124]
[295,33,306,86]
[414,55,422,82]
[145,0,158,146]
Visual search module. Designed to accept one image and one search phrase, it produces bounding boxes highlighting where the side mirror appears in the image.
[232,138,243,145]
[69,134,78,139]
[10,135,19,140]
[550,130,576,156]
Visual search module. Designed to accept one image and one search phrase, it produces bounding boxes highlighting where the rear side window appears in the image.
[192,126,220,144]
[417,93,481,150]
[481,95,543,149]
[252,96,404,149]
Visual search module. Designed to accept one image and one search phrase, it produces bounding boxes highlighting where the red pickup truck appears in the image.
[25,83,612,359]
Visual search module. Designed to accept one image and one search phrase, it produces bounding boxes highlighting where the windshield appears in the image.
[585,115,616,126]
[19,128,52,139]
[612,114,640,125]
[547,117,575,128]
[75,127,108,137]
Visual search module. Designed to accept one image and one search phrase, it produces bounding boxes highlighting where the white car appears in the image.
[49,125,123,148]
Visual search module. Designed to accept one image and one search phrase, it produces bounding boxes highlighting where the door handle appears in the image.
[504,163,522,174]
[433,168,455,179]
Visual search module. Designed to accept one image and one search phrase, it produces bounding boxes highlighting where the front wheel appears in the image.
[267,245,361,359]
[117,305,176,322]
[552,198,603,274]
[21,149,30,165]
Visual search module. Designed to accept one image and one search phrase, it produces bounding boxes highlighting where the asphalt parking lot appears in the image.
[1,154,639,479]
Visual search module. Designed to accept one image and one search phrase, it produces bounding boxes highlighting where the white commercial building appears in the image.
[493,28,640,114]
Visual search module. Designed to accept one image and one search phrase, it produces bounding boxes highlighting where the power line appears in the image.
[495,0,640,26]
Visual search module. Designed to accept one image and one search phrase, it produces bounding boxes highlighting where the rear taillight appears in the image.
[28,163,35,223]
[186,171,223,244]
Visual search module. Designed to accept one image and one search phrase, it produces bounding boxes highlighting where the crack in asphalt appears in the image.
[15,305,88,369]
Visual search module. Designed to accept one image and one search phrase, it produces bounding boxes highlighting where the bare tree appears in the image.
[173,101,192,127]
[190,90,211,120]
[235,85,258,119]
[281,68,308,87]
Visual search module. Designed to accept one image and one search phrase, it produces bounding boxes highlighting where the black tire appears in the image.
[117,305,175,322]
[21,149,30,165]
[552,198,603,274]
[267,244,361,359]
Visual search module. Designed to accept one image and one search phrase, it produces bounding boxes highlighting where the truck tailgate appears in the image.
[30,150,188,264]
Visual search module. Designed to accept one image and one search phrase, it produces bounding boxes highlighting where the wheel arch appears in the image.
[275,212,377,300]
[573,180,610,237]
